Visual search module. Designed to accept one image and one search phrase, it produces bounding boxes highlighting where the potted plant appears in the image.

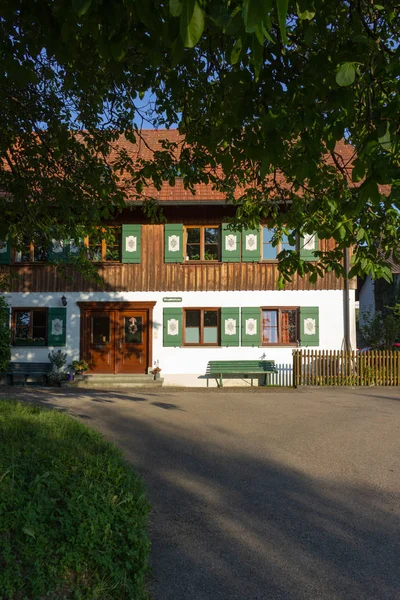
[47,370,67,387]
[48,350,68,387]
[71,359,89,375]
[151,362,162,381]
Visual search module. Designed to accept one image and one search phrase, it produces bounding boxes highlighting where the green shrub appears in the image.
[360,303,400,349]
[0,400,150,599]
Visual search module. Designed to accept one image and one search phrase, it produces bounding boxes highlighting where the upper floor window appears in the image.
[262,308,298,345]
[14,239,49,263]
[185,226,220,261]
[262,228,296,260]
[86,227,121,262]
[184,308,220,345]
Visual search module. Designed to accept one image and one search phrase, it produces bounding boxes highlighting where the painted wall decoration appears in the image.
[51,318,63,336]
[168,235,180,252]
[51,240,63,254]
[245,234,257,251]
[167,318,179,336]
[224,318,236,336]
[303,234,316,250]
[225,234,237,252]
[245,318,257,335]
[303,317,316,335]
[125,235,137,253]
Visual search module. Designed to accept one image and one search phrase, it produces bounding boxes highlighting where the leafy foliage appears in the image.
[0,400,150,599]
[0,1,399,283]
[360,304,400,349]
[0,295,11,372]
[48,349,68,371]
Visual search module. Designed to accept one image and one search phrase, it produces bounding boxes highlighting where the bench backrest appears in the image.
[208,360,276,373]
[8,362,53,373]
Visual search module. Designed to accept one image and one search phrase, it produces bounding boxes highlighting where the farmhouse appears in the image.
[0,130,357,386]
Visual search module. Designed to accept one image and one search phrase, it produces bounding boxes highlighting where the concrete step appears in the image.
[65,373,163,389]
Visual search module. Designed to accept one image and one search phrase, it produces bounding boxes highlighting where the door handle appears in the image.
[118,338,123,350]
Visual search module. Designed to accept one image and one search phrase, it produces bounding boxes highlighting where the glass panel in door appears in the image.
[117,311,147,373]
[89,312,115,373]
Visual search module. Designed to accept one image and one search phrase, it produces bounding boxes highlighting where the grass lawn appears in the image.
[0,399,150,599]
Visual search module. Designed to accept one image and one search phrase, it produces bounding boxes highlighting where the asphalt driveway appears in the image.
[3,386,400,600]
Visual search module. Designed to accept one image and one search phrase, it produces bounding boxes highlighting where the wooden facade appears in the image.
[1,207,354,293]
[3,226,352,293]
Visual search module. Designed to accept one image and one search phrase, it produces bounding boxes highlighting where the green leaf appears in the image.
[260,156,270,179]
[309,271,317,284]
[243,0,272,31]
[23,527,36,539]
[356,228,365,241]
[336,63,356,87]
[180,0,205,48]
[252,36,263,80]
[170,0,183,17]
[378,122,391,150]
[276,0,289,44]
[296,1,315,20]
[231,37,243,65]
[254,23,265,45]
[72,0,92,17]
[352,159,366,182]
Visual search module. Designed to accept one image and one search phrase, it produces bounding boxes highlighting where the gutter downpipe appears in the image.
[344,247,351,350]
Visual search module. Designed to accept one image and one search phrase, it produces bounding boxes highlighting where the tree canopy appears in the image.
[1,0,399,284]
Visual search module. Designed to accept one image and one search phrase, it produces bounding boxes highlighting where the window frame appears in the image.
[85,226,122,263]
[12,307,48,345]
[183,308,220,346]
[12,241,46,263]
[261,227,298,262]
[260,307,299,346]
[184,225,221,262]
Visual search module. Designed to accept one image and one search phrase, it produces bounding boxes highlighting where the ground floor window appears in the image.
[184,308,220,345]
[262,308,298,345]
[12,308,47,345]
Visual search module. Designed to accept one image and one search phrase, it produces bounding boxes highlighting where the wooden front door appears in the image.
[117,310,147,373]
[80,302,155,374]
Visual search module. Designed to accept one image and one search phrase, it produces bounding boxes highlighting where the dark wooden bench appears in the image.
[206,360,278,388]
[0,362,53,386]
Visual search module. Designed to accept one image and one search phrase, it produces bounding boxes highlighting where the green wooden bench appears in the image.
[206,360,278,388]
[0,362,53,386]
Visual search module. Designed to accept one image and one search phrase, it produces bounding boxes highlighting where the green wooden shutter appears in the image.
[299,307,319,346]
[242,228,260,262]
[122,225,141,263]
[241,308,261,346]
[221,308,240,346]
[164,224,184,263]
[300,233,318,261]
[48,240,68,262]
[0,239,11,264]
[163,308,182,347]
[67,239,83,258]
[221,225,241,262]
[48,308,67,346]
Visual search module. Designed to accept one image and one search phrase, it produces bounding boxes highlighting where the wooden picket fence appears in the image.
[293,349,400,387]
[269,363,293,387]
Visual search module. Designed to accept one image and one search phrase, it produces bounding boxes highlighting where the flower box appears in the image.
[14,339,46,347]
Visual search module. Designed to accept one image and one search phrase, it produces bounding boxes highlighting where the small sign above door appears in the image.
[163,297,183,302]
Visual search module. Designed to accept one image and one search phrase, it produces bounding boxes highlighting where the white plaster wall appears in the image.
[5,289,354,386]
[359,277,375,326]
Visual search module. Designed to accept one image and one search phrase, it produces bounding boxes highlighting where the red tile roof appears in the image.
[110,129,390,203]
